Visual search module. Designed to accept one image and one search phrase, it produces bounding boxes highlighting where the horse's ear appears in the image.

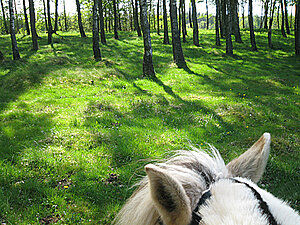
[145,164,192,225]
[226,133,271,183]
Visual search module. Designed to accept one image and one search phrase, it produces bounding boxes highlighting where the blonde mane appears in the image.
[113,148,229,225]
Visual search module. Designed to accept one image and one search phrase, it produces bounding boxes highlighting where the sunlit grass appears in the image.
[0,29,299,224]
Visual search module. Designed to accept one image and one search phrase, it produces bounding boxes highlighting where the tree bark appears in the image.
[182,0,187,42]
[42,0,48,31]
[222,0,233,55]
[283,0,290,34]
[295,1,300,55]
[189,6,192,28]
[93,0,101,61]
[23,0,30,35]
[268,0,276,48]
[0,0,9,34]
[113,0,119,39]
[47,0,52,44]
[76,0,87,37]
[170,0,186,67]
[63,0,67,31]
[139,0,156,78]
[241,1,245,28]
[9,0,20,60]
[248,0,257,50]
[99,0,106,44]
[215,0,221,46]
[163,0,170,44]
[191,0,199,46]
[264,0,269,29]
[206,0,209,29]
[54,0,58,32]
[280,0,287,37]
[13,0,19,33]
[29,0,38,50]
[231,0,242,43]
[157,0,160,35]
[132,0,142,36]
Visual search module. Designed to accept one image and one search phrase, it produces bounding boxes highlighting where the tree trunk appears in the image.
[241,2,245,29]
[222,0,233,55]
[113,0,119,39]
[0,0,9,34]
[93,0,101,61]
[231,0,242,43]
[29,0,38,50]
[23,0,30,35]
[163,0,170,44]
[220,0,226,38]
[63,0,67,31]
[189,6,192,28]
[277,5,280,29]
[132,0,142,36]
[170,0,186,67]
[191,0,199,46]
[157,0,160,35]
[47,0,52,44]
[283,0,290,34]
[54,0,58,32]
[13,0,19,33]
[206,0,209,29]
[215,0,221,46]
[76,0,87,37]
[280,0,287,37]
[268,0,276,48]
[99,0,106,44]
[139,0,156,78]
[0,50,4,61]
[295,1,300,55]
[248,0,257,50]
[42,0,48,31]
[264,0,269,29]
[9,0,20,60]
[182,0,187,42]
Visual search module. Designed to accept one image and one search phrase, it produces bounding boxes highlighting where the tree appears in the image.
[191,0,199,46]
[180,0,186,42]
[163,0,169,44]
[29,0,38,50]
[215,0,221,46]
[23,0,30,35]
[8,0,20,60]
[0,50,3,61]
[283,0,290,34]
[170,0,186,67]
[42,0,48,31]
[76,0,87,37]
[132,0,142,36]
[63,0,67,31]
[231,0,242,43]
[248,0,257,50]
[113,0,119,39]
[93,0,101,61]
[47,0,52,44]
[280,0,287,37]
[268,0,276,48]
[140,0,156,77]
[0,0,8,34]
[222,0,233,55]
[99,0,106,44]
[157,0,160,35]
[54,0,59,32]
[296,0,300,55]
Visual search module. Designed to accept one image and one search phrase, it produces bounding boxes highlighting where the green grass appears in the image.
[0,29,299,224]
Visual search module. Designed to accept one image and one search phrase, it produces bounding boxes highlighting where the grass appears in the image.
[0,29,299,224]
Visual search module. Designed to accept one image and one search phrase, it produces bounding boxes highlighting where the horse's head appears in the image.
[114,133,300,225]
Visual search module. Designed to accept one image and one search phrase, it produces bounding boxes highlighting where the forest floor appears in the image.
[0,29,299,224]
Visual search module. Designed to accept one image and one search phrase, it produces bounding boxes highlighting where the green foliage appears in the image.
[0,30,299,224]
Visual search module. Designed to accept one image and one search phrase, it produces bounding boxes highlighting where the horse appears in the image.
[113,133,300,225]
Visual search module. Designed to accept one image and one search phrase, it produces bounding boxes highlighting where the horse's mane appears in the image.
[113,147,229,225]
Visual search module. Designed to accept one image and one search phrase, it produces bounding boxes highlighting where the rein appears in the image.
[157,178,279,225]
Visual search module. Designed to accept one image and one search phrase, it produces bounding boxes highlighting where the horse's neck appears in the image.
[198,179,300,225]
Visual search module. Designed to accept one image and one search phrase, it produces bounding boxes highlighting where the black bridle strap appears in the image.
[232,179,279,225]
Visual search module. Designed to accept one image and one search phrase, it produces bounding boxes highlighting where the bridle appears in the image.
[157,178,279,225]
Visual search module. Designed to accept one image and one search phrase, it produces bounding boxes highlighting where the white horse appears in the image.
[114,133,300,225]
